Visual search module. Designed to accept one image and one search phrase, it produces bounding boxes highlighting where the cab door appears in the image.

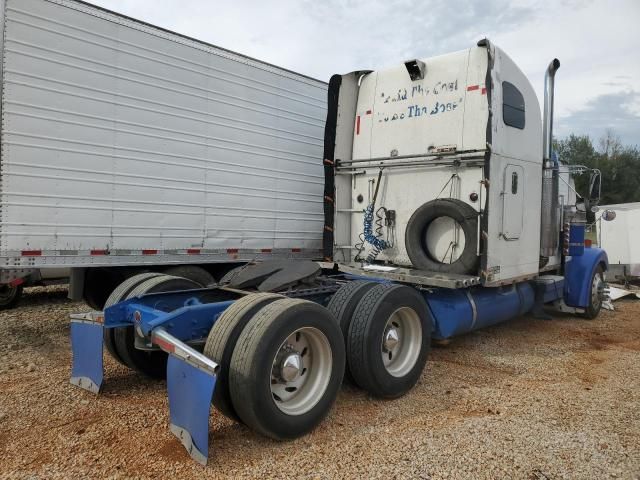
[502,164,524,240]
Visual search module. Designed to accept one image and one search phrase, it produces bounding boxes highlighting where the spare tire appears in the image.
[405,198,479,274]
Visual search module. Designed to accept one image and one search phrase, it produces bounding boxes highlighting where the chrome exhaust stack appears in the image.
[542,59,560,163]
[540,59,561,259]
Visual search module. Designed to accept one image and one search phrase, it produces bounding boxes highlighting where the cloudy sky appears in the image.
[92,0,640,147]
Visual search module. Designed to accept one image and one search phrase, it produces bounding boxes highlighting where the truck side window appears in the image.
[502,81,525,129]
[511,171,518,194]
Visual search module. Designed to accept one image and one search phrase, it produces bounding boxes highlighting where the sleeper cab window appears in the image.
[502,81,525,129]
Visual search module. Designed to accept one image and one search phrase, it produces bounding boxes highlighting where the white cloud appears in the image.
[555,90,640,147]
[86,0,640,145]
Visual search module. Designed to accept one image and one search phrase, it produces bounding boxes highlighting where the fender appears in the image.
[564,247,608,308]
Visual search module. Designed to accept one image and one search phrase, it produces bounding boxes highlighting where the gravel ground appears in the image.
[0,285,638,479]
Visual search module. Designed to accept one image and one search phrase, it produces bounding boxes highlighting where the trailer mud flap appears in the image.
[167,356,216,465]
[69,313,104,394]
[152,328,219,466]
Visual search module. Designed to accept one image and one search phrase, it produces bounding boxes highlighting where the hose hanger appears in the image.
[361,168,391,264]
[436,173,460,199]
[371,168,384,205]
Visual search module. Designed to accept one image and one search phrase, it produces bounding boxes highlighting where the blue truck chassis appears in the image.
[70,249,607,465]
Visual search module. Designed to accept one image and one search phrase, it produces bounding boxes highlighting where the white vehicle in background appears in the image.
[0,0,327,309]
[598,203,640,280]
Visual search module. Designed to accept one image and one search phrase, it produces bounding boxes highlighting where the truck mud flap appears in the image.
[152,328,219,465]
[69,312,105,394]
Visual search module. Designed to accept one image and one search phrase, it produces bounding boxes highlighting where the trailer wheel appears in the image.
[405,198,479,274]
[582,265,605,320]
[326,281,378,382]
[0,284,23,310]
[113,275,201,378]
[229,298,345,439]
[84,268,127,310]
[348,283,431,398]
[103,272,165,367]
[203,292,284,421]
[163,265,215,287]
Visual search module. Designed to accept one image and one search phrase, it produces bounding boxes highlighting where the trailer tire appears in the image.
[113,275,201,378]
[84,268,126,310]
[348,283,431,398]
[405,198,479,274]
[104,272,164,309]
[326,280,378,382]
[203,292,284,421]
[0,284,23,310]
[229,298,345,440]
[582,265,605,320]
[163,265,215,287]
[103,272,166,367]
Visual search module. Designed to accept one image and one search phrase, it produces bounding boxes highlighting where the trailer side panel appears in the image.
[0,0,326,261]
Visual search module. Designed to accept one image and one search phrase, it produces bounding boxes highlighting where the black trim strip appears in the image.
[479,39,493,278]
[322,74,342,261]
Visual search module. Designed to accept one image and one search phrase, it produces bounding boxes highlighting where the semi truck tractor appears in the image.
[69,36,608,464]
[0,0,327,309]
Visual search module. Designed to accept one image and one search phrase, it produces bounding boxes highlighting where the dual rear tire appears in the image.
[329,281,432,398]
[204,295,345,440]
[203,292,284,421]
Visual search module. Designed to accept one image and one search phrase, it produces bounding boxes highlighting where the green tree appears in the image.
[554,132,640,205]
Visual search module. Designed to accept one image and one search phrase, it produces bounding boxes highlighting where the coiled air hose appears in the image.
[362,169,389,263]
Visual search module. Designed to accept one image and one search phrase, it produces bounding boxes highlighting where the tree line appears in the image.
[554,130,640,205]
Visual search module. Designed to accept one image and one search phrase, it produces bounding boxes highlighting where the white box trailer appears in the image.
[598,202,640,278]
[0,0,327,308]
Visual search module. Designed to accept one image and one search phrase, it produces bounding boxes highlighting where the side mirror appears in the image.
[602,210,616,221]
[588,170,601,204]
[577,198,598,224]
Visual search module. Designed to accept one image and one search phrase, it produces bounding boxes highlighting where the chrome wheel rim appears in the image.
[381,307,422,377]
[270,327,332,416]
[592,273,603,308]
